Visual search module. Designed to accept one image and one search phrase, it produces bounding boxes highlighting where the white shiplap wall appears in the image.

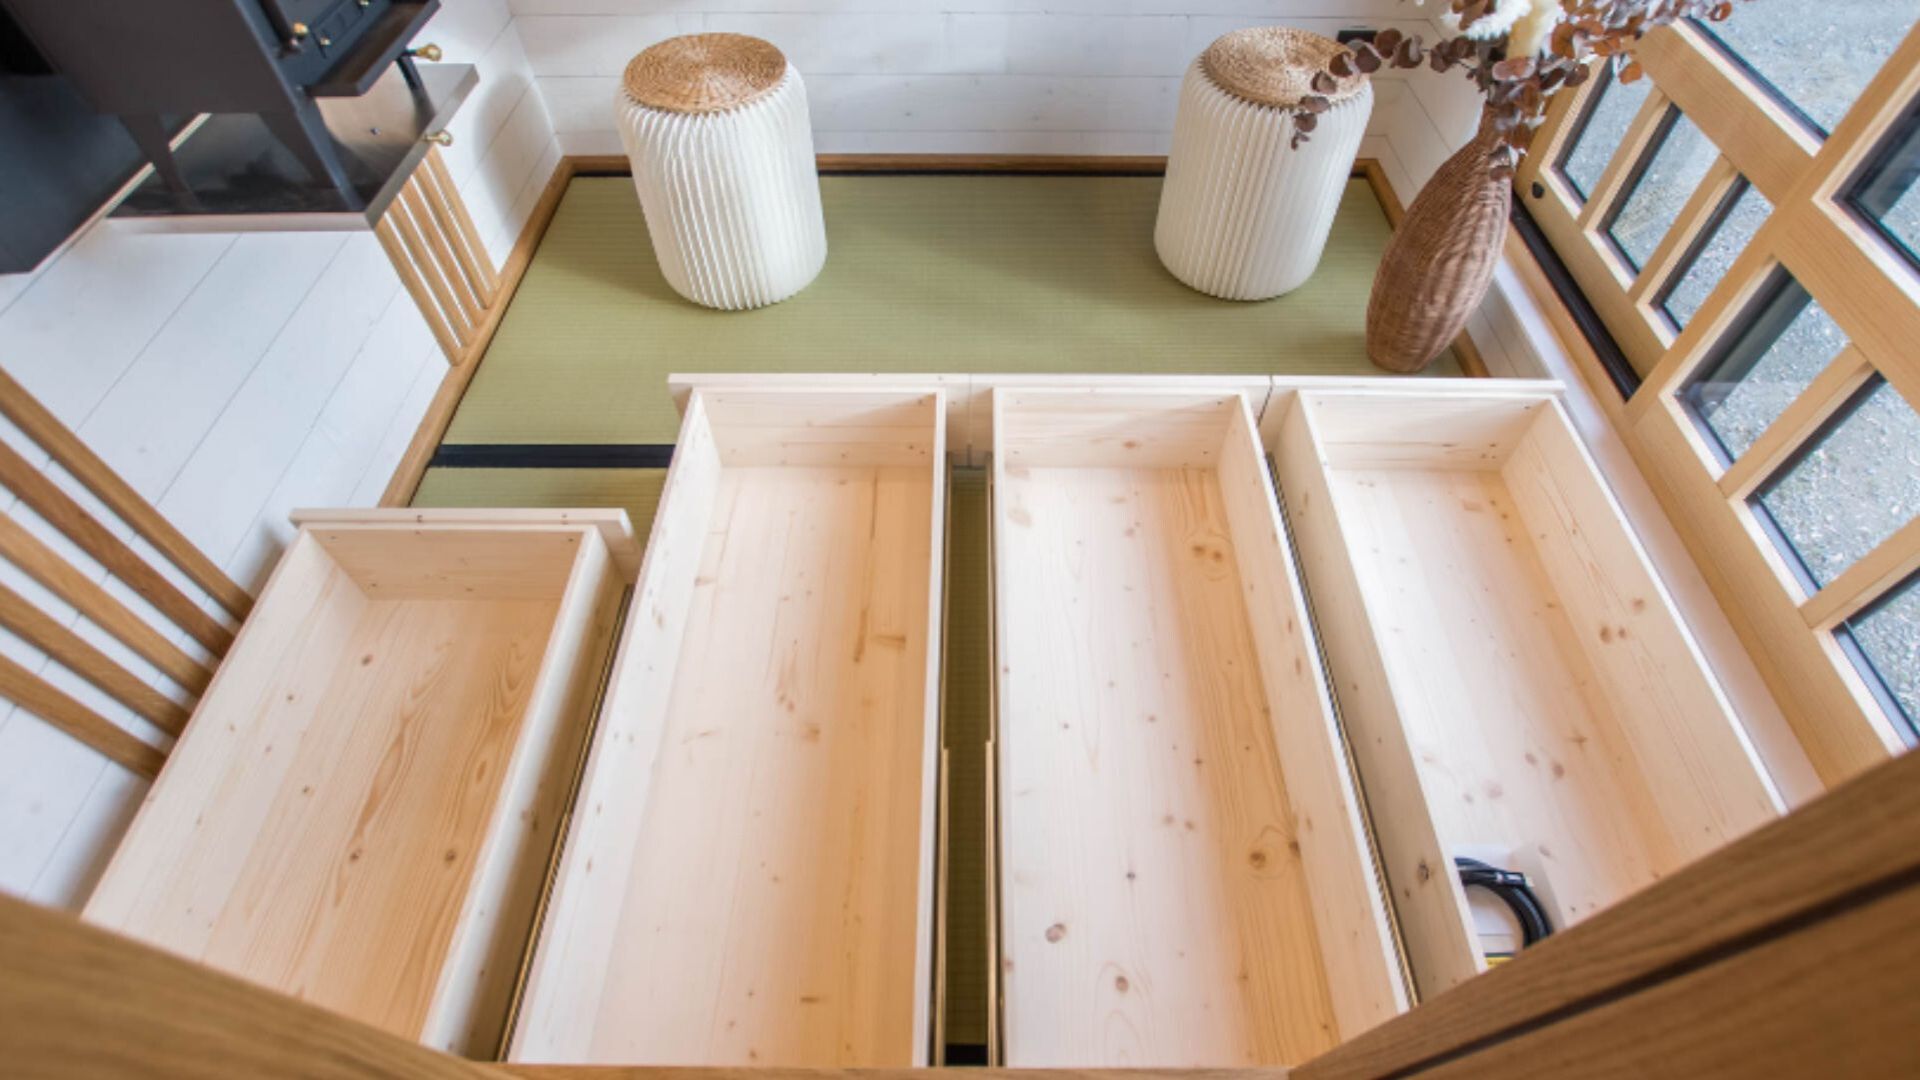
[0,0,560,909]
[510,1,1469,157]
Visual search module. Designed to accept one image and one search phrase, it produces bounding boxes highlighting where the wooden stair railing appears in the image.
[0,370,251,778]
[5,741,1919,1077]
[374,146,505,364]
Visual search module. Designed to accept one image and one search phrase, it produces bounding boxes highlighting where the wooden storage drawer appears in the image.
[990,386,1407,1068]
[1270,387,1785,999]
[510,387,947,1066]
[84,509,638,1057]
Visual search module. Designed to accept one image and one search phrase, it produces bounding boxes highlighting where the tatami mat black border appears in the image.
[428,444,676,469]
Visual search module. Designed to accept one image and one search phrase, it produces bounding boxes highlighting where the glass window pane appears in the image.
[1558,65,1653,201]
[1699,0,1920,134]
[1662,182,1772,328]
[1755,378,1920,587]
[1840,572,1920,738]
[1607,110,1719,270]
[1682,274,1849,460]
[1846,97,1920,269]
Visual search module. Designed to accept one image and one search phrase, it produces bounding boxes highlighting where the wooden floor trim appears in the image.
[377,153,1487,505]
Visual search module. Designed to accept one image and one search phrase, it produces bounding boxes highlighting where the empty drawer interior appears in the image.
[1272,389,1783,997]
[84,512,633,1056]
[991,386,1406,1067]
[511,387,948,1066]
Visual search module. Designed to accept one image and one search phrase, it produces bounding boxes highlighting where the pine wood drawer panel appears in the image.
[989,386,1408,1068]
[1268,387,1786,1001]
[509,387,948,1067]
[84,509,639,1057]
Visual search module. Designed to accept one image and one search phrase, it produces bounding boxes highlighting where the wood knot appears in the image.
[1045,922,1067,943]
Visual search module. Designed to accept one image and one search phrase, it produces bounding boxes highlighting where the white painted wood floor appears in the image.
[0,0,561,908]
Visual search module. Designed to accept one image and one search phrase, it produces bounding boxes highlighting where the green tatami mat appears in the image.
[411,467,665,537]
[942,469,990,1049]
[447,174,1458,445]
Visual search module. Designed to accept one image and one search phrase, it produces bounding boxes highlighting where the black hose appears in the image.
[1455,856,1554,947]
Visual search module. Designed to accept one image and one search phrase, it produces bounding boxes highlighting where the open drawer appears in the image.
[1269,387,1784,998]
[990,386,1407,1067]
[84,509,638,1056]
[509,386,947,1066]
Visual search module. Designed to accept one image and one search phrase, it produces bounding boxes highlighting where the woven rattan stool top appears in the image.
[1200,27,1367,108]
[623,33,788,114]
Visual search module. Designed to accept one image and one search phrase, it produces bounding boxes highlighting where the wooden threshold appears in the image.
[377,153,1488,506]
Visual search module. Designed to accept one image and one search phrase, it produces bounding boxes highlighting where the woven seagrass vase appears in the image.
[1366,109,1510,372]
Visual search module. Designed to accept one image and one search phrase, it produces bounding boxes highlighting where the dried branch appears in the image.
[1290,0,1748,172]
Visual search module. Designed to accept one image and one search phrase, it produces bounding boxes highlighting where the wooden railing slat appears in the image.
[0,514,212,695]
[425,147,502,297]
[376,213,464,363]
[1295,748,1920,1078]
[0,653,162,779]
[0,894,494,1079]
[0,440,232,656]
[400,182,485,326]
[0,582,190,735]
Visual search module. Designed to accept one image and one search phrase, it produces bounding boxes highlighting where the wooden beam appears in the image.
[1575,88,1669,231]
[1403,878,1920,1078]
[1632,21,1818,206]
[1717,345,1875,501]
[0,515,212,695]
[1802,515,1920,632]
[0,893,494,1079]
[0,582,190,735]
[1628,153,1738,306]
[0,369,252,621]
[0,442,232,656]
[1295,747,1920,1078]
[0,654,162,778]
[510,1072,1284,1080]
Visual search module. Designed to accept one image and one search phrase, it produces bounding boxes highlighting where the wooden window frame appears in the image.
[1516,22,1920,786]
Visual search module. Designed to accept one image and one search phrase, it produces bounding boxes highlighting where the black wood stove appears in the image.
[3,0,442,210]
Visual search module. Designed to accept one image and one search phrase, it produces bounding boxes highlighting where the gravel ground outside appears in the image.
[1556,1,1920,725]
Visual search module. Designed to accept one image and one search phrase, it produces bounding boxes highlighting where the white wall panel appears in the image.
[519,5,1440,154]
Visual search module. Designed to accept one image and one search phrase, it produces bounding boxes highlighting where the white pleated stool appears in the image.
[616,34,827,310]
[1155,28,1373,300]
